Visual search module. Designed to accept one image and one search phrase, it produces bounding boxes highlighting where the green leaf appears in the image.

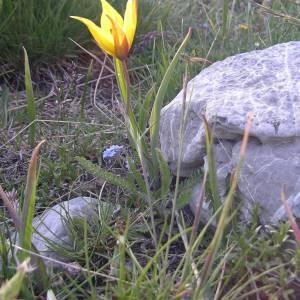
[80,60,93,121]
[203,116,221,214]
[156,148,171,199]
[138,85,155,133]
[113,58,149,172]
[149,29,191,172]
[127,156,147,194]
[222,0,230,36]
[0,85,9,128]
[76,156,138,195]
[176,171,202,209]
[20,140,45,260]
[23,47,36,146]
[0,258,31,300]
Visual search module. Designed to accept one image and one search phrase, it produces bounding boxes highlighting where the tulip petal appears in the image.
[71,16,115,57]
[107,15,129,60]
[123,0,137,48]
[101,0,124,32]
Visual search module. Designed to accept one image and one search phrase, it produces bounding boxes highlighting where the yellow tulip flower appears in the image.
[71,0,137,60]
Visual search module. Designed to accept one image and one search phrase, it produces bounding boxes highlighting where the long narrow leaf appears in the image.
[20,140,45,260]
[280,186,300,247]
[222,0,229,36]
[127,156,147,194]
[80,60,93,121]
[149,28,192,155]
[0,85,9,128]
[203,116,221,214]
[138,85,155,133]
[0,258,31,300]
[23,47,36,146]
[156,148,171,198]
[114,58,149,168]
[76,156,139,195]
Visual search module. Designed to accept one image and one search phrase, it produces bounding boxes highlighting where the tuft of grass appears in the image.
[0,0,98,68]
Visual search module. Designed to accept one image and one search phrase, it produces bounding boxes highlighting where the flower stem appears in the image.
[114,58,138,143]
[113,58,158,245]
[114,58,128,107]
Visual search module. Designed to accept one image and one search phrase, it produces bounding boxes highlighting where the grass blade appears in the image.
[20,140,46,260]
[156,148,171,199]
[198,113,254,291]
[0,85,9,128]
[149,28,191,160]
[138,85,155,133]
[23,47,36,146]
[280,186,300,247]
[127,156,147,194]
[222,0,230,36]
[203,116,221,214]
[0,258,31,300]
[80,60,93,121]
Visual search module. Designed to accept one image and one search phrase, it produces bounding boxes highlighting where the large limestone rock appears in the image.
[159,41,300,225]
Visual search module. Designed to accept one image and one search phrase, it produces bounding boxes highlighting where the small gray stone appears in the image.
[31,197,97,257]
[30,197,118,268]
[2,197,119,272]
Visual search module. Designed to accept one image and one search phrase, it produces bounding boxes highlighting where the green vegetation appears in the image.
[0,0,97,68]
[1,0,300,299]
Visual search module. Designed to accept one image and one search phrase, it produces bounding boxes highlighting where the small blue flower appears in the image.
[102,145,124,160]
